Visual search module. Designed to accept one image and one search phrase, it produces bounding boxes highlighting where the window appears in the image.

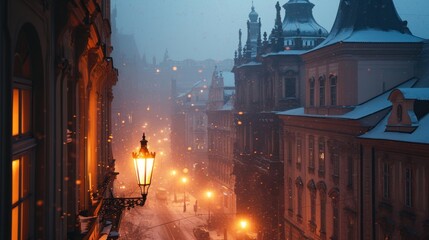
[12,28,38,240]
[308,136,315,171]
[329,189,340,240]
[307,180,317,232]
[318,137,325,176]
[319,76,326,106]
[318,182,327,234]
[288,178,293,213]
[12,155,33,240]
[330,75,337,105]
[284,77,296,98]
[332,149,339,178]
[405,168,413,207]
[397,104,403,123]
[309,78,315,106]
[296,138,302,169]
[383,162,390,199]
[296,177,303,218]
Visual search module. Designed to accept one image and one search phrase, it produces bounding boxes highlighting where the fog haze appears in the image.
[113,0,429,61]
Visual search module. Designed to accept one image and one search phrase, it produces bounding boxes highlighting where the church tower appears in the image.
[244,3,262,59]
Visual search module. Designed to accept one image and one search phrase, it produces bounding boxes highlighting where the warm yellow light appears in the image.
[239,220,248,230]
[237,121,242,125]
[12,89,19,136]
[134,156,154,188]
[12,159,19,204]
[171,170,177,176]
[181,177,187,184]
[206,191,213,199]
[172,66,177,71]
[238,111,244,115]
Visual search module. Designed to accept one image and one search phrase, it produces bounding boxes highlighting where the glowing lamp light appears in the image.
[132,133,156,197]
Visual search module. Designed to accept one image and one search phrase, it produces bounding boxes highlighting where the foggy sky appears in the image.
[113,0,429,61]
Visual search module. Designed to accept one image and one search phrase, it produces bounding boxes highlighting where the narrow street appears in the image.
[118,190,208,239]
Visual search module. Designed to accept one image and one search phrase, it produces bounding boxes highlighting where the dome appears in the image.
[249,6,258,23]
[282,0,328,37]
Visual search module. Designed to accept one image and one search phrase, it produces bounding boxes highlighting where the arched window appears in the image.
[11,24,44,240]
[295,177,303,218]
[307,180,317,232]
[397,104,403,122]
[317,181,327,236]
[12,27,36,240]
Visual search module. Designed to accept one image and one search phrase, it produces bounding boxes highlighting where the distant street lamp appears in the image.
[206,191,213,225]
[181,177,188,212]
[102,133,156,213]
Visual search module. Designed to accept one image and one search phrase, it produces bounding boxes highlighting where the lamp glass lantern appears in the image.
[132,133,156,197]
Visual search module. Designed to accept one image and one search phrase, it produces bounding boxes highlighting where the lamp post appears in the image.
[181,177,187,212]
[102,133,155,214]
[206,191,213,226]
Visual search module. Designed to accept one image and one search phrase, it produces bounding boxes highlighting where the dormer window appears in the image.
[386,88,429,133]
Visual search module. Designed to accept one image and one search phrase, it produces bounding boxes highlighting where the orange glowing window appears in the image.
[12,89,19,136]
[12,155,31,240]
[12,87,32,137]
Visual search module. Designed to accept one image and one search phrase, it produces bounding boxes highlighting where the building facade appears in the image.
[0,0,118,239]
[206,68,236,230]
[232,1,327,239]
[279,0,427,239]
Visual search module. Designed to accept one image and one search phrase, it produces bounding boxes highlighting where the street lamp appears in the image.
[181,177,187,212]
[206,191,213,225]
[102,133,155,213]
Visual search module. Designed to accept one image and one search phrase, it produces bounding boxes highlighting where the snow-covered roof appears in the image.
[312,29,424,51]
[278,78,418,119]
[262,49,307,57]
[359,112,429,144]
[391,88,429,100]
[236,61,262,69]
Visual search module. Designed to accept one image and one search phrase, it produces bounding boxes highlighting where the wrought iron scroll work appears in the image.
[100,195,147,217]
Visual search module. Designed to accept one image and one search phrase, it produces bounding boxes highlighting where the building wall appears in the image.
[1,1,118,239]
[361,140,429,239]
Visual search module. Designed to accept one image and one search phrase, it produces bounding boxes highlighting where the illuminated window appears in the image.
[12,28,36,240]
[12,155,32,240]
[318,137,325,176]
